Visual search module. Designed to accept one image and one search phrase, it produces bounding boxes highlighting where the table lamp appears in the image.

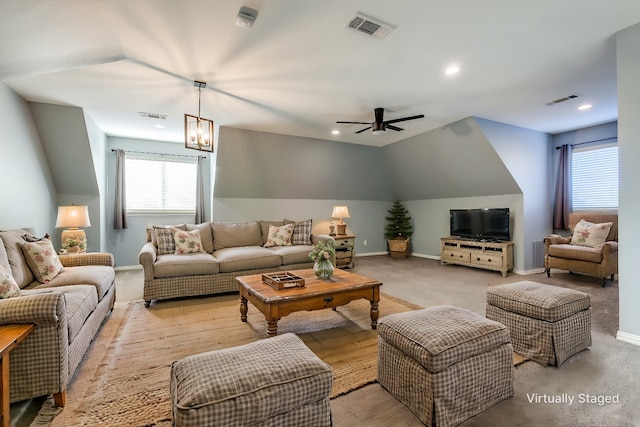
[332,205,350,235]
[55,205,91,253]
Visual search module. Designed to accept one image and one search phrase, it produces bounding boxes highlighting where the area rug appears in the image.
[35,292,419,427]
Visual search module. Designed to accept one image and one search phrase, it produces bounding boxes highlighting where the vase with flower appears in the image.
[309,239,336,279]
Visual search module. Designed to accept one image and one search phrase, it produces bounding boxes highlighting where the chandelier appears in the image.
[184,80,214,152]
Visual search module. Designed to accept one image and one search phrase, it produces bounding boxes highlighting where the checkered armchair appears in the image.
[544,212,618,286]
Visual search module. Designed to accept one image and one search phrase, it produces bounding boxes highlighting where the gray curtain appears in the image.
[195,155,206,224]
[113,149,128,229]
[553,144,572,230]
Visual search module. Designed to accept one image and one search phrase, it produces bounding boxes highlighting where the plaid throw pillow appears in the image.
[285,219,312,245]
[154,225,183,255]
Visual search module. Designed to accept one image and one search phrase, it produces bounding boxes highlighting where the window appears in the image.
[125,156,197,214]
[571,143,618,211]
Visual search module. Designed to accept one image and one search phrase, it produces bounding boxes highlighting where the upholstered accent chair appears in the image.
[544,212,618,286]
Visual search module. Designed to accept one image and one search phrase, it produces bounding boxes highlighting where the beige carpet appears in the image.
[36,292,418,426]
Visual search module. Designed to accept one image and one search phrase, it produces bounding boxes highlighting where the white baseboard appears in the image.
[115,265,143,271]
[356,252,388,257]
[616,331,640,347]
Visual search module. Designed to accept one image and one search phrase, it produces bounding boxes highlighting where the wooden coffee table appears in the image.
[236,268,382,337]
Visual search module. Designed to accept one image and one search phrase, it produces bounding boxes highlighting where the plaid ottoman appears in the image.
[377,305,514,427]
[486,281,591,366]
[170,333,333,427]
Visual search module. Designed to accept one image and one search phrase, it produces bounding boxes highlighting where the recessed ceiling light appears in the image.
[445,65,460,75]
[331,130,340,135]
[154,124,165,129]
[578,104,592,110]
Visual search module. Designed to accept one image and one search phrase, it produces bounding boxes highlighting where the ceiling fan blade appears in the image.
[337,121,371,124]
[384,114,425,125]
[386,124,404,131]
[356,126,372,134]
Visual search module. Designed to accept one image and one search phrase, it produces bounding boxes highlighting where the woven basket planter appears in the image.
[388,237,410,259]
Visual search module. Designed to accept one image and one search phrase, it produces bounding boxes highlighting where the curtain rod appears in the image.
[111,149,205,159]
[555,136,617,149]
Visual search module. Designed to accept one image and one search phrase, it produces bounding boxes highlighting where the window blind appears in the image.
[125,157,197,213]
[571,143,618,211]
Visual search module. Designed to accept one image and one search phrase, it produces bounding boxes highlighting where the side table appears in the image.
[0,324,34,427]
[334,234,356,269]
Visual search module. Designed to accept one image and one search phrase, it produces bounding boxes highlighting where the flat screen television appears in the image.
[449,208,510,242]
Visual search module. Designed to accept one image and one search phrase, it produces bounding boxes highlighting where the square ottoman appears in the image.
[170,333,333,427]
[486,281,591,366]
[377,305,514,427]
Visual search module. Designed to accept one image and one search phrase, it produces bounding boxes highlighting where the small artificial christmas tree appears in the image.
[385,200,414,239]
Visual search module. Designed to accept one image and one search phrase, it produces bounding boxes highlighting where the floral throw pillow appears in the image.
[263,223,295,247]
[173,228,205,254]
[571,219,613,247]
[21,238,64,283]
[0,265,21,299]
[285,219,312,245]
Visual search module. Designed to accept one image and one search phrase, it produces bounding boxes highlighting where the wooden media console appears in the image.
[440,236,514,277]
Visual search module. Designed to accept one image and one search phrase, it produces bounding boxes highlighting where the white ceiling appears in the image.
[3,0,640,147]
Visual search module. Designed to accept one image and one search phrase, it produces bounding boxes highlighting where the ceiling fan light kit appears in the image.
[184,80,214,152]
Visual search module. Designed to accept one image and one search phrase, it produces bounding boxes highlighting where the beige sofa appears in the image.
[544,212,618,286]
[0,228,116,407]
[139,220,333,306]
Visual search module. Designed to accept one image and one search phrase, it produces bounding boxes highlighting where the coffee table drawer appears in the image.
[279,289,374,316]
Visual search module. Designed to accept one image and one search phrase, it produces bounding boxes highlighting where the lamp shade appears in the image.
[55,205,91,228]
[331,206,350,221]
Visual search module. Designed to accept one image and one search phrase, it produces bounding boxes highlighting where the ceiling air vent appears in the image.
[345,13,395,40]
[545,94,579,106]
[138,112,167,120]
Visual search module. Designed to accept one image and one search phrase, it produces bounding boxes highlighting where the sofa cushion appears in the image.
[214,247,282,273]
[186,223,214,254]
[285,219,313,245]
[263,223,295,248]
[212,222,262,250]
[59,285,98,344]
[21,239,65,283]
[35,265,115,301]
[548,243,603,263]
[0,265,21,298]
[173,228,205,254]
[570,219,613,247]
[0,229,35,288]
[154,253,219,278]
[267,245,314,265]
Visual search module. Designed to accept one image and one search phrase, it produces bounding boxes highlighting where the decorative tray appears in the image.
[262,272,306,290]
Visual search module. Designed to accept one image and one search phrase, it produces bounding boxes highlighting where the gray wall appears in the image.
[617,22,640,342]
[215,127,393,200]
[475,118,552,271]
[383,118,521,200]
[0,83,57,233]
[29,102,104,251]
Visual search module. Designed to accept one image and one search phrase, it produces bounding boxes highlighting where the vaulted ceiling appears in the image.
[2,0,640,146]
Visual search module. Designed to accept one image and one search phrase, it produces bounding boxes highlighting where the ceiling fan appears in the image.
[337,107,425,135]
